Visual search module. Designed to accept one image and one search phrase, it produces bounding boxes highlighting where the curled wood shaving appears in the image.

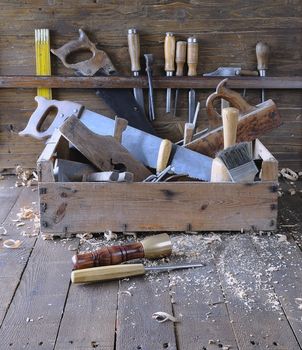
[104,230,117,241]
[152,311,178,323]
[15,165,38,187]
[41,234,54,240]
[203,234,222,244]
[277,234,288,243]
[119,290,132,296]
[3,239,22,249]
[0,227,7,236]
[279,168,298,181]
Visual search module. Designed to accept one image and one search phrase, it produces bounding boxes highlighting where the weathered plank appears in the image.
[0,236,78,350]
[39,182,278,234]
[212,234,300,349]
[0,175,22,224]
[0,185,38,326]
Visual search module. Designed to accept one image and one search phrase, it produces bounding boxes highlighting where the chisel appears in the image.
[128,28,145,113]
[164,32,176,113]
[173,41,187,117]
[187,37,198,123]
[71,262,205,284]
[256,41,270,103]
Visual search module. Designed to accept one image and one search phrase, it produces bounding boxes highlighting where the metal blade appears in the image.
[173,89,179,117]
[133,87,145,114]
[79,108,212,181]
[188,89,196,123]
[145,263,205,272]
[166,88,172,113]
[203,67,241,77]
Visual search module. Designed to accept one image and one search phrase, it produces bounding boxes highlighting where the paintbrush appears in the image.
[217,142,258,183]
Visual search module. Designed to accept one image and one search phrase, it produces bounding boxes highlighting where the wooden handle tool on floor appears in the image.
[211,107,239,182]
[72,233,172,270]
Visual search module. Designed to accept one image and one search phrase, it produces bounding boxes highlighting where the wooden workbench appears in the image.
[0,175,301,350]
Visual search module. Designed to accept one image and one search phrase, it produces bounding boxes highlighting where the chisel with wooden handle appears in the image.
[256,41,270,102]
[187,37,198,123]
[164,32,176,113]
[71,262,205,284]
[128,28,145,113]
[72,233,172,270]
[173,41,187,117]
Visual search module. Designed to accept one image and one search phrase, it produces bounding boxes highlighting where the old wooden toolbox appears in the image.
[37,129,278,237]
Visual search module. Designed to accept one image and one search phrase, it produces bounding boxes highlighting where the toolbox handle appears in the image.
[206,78,255,129]
[19,96,83,140]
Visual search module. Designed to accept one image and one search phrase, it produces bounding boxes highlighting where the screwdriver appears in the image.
[71,262,205,284]
[173,41,187,117]
[187,37,198,123]
[128,28,145,113]
[256,41,270,103]
[164,32,176,113]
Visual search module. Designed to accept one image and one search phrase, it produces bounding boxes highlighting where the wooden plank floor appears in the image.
[0,175,301,350]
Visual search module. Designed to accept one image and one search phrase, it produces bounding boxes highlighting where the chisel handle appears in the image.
[157,139,172,173]
[222,107,239,148]
[128,28,141,72]
[187,37,198,76]
[72,242,144,270]
[175,41,187,76]
[71,264,146,284]
[164,32,176,72]
[183,123,195,145]
[256,41,269,74]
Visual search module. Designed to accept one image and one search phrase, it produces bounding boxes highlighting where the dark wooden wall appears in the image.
[0,0,301,170]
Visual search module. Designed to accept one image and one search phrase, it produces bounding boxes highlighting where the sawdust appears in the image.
[13,206,40,237]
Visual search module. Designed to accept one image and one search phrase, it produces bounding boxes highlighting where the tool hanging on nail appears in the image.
[71,262,205,284]
[187,37,198,123]
[127,28,145,114]
[35,29,52,99]
[164,32,176,113]
[256,41,270,103]
[173,41,187,117]
[144,54,155,121]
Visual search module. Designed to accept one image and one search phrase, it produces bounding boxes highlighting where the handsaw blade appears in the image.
[203,67,241,76]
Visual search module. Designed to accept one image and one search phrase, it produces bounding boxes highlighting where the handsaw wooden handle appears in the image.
[206,78,254,129]
[71,264,146,284]
[157,139,172,173]
[51,29,116,76]
[19,96,83,140]
[187,37,198,77]
[127,28,141,72]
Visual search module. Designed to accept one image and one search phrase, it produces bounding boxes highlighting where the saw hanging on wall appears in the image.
[50,29,155,135]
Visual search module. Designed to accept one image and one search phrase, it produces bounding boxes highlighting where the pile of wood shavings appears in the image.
[15,165,38,187]
[13,206,40,237]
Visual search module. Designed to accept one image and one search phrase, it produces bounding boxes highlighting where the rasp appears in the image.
[19,96,212,181]
[51,29,155,135]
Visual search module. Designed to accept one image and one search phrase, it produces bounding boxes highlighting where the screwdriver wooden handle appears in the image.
[256,41,270,72]
[128,28,141,72]
[222,107,239,148]
[187,37,198,76]
[175,41,187,76]
[164,32,176,72]
[157,139,173,173]
[71,264,146,284]
[73,242,144,270]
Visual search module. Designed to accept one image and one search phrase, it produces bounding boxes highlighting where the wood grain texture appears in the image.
[39,182,278,234]
[0,176,22,224]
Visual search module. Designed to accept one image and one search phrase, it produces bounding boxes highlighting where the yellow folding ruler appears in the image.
[35,29,52,99]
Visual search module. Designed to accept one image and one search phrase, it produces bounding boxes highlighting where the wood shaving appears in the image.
[0,227,7,236]
[288,188,296,196]
[119,291,132,296]
[152,311,178,323]
[15,165,38,187]
[16,207,36,220]
[41,234,54,240]
[16,222,25,227]
[68,244,78,251]
[104,230,117,241]
[3,239,22,249]
[279,168,298,181]
[277,234,288,243]
[203,234,222,244]
[0,175,4,180]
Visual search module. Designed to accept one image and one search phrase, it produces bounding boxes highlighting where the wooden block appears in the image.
[59,116,151,182]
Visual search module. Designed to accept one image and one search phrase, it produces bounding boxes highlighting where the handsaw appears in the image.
[51,29,155,135]
[185,79,282,158]
[35,29,52,99]
[19,97,212,181]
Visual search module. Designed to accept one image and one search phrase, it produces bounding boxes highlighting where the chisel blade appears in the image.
[188,89,196,123]
[133,87,145,113]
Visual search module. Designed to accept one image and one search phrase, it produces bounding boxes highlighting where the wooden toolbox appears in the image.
[37,129,279,238]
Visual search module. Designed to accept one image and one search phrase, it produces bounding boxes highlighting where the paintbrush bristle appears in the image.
[217,142,258,182]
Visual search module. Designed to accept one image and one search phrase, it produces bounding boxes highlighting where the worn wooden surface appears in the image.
[0,175,302,349]
[0,0,301,170]
[39,182,278,234]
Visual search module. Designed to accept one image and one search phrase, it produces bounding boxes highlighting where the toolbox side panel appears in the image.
[39,182,278,234]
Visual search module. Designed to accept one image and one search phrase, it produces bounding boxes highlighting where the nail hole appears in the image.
[137,346,142,350]
[273,342,278,346]
[163,343,169,348]
[250,340,256,345]
[69,340,73,344]
[39,341,43,346]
